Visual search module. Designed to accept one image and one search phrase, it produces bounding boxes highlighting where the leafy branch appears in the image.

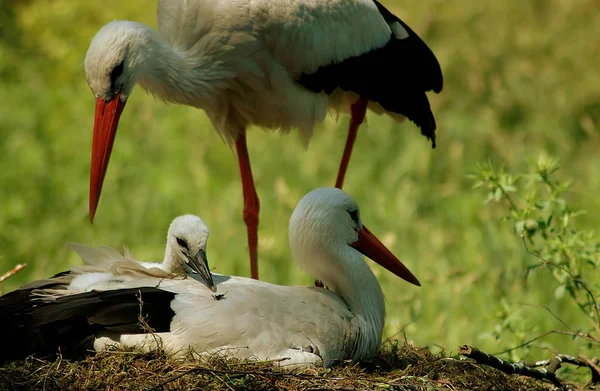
[472,158,600,340]
[470,157,600,385]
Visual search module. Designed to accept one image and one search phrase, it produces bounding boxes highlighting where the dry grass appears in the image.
[0,343,562,391]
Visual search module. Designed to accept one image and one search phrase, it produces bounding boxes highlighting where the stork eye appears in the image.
[348,209,359,225]
[110,60,125,86]
[176,237,189,249]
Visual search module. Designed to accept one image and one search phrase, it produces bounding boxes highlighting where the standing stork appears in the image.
[85,0,443,280]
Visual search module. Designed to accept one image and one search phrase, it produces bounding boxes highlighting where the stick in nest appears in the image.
[458,345,562,387]
[577,354,600,385]
[0,263,27,283]
[136,289,165,352]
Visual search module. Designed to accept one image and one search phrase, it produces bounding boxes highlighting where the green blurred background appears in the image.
[1,0,599,362]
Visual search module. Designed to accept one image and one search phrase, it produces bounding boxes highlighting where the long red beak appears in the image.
[351,224,421,286]
[90,94,126,222]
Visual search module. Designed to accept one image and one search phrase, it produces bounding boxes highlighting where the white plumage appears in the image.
[86,0,442,280]
[0,188,420,367]
[86,0,394,138]
[66,214,215,292]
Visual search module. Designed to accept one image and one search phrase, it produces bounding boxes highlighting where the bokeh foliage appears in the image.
[1,0,599,368]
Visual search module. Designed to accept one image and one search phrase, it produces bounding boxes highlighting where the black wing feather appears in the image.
[372,0,443,93]
[297,0,443,148]
[0,287,176,362]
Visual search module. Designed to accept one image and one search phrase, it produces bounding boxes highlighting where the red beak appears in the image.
[89,93,126,222]
[351,224,421,286]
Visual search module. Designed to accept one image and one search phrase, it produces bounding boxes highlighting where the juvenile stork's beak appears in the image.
[351,225,421,286]
[185,249,216,292]
[90,93,126,222]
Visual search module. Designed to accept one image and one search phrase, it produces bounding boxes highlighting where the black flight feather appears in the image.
[297,0,443,148]
[0,286,176,362]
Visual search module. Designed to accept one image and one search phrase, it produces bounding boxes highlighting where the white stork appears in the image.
[0,188,420,367]
[85,0,443,280]
[65,214,215,292]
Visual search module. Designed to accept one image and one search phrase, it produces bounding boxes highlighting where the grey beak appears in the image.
[185,249,216,292]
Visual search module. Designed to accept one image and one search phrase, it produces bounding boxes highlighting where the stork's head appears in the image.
[85,21,153,222]
[166,214,215,292]
[290,188,363,247]
[85,20,151,102]
[289,188,420,287]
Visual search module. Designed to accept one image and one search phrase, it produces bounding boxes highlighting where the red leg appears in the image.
[335,97,368,189]
[235,134,260,280]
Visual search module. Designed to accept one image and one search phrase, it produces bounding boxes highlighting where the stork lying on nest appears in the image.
[64,214,215,292]
[0,188,419,367]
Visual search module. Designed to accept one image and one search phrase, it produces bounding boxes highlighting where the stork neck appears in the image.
[161,243,179,272]
[330,247,386,358]
[332,247,385,322]
[300,244,386,357]
[136,25,220,110]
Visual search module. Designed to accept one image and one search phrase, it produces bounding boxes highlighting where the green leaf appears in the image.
[515,221,525,235]
[554,284,566,299]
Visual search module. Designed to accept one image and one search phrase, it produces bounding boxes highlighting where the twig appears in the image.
[150,368,196,390]
[155,263,188,288]
[0,263,27,283]
[212,372,235,391]
[497,182,519,213]
[520,230,600,335]
[529,354,583,369]
[136,290,165,352]
[458,345,562,387]
[149,361,405,391]
[228,358,291,366]
[42,351,62,391]
[529,353,600,386]
[90,350,142,356]
[508,302,573,332]
[0,371,17,391]
[148,365,292,391]
[578,355,600,385]
[494,330,598,356]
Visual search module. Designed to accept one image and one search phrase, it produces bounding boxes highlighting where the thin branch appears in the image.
[228,358,292,367]
[520,231,572,277]
[530,353,600,386]
[305,388,358,391]
[571,279,600,334]
[458,345,562,387]
[508,302,573,332]
[0,371,16,391]
[211,373,235,391]
[0,263,27,283]
[88,350,142,355]
[520,230,600,335]
[577,355,600,385]
[528,354,584,369]
[493,331,554,355]
[491,177,519,213]
[148,360,408,391]
[571,290,600,335]
[148,358,295,391]
[493,330,598,356]
[136,290,165,353]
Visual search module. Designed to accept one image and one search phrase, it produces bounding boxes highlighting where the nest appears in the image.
[0,342,556,391]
